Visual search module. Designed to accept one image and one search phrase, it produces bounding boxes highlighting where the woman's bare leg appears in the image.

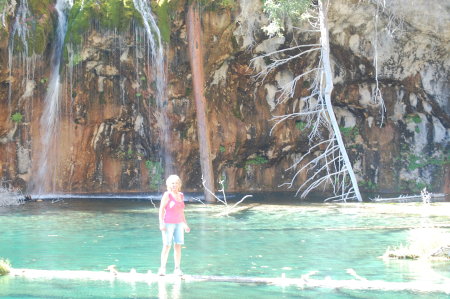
[160,245,171,270]
[173,244,182,270]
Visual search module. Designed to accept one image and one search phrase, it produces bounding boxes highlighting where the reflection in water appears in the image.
[158,279,181,299]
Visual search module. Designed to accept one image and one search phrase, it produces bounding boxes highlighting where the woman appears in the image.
[158,175,190,276]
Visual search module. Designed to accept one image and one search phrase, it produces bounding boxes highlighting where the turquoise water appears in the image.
[0,198,449,298]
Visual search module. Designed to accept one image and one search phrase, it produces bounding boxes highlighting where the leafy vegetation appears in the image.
[339,126,359,139]
[245,156,268,169]
[151,0,172,43]
[145,160,164,190]
[0,0,7,11]
[0,258,11,276]
[262,0,311,35]
[197,0,237,11]
[11,112,23,123]
[359,180,377,191]
[295,120,307,131]
[28,0,54,54]
[406,114,422,124]
[407,154,449,171]
[66,0,142,45]
[9,0,54,55]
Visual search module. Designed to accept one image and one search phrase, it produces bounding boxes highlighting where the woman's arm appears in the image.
[181,194,190,232]
[159,192,169,231]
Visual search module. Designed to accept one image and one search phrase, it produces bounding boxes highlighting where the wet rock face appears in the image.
[0,0,448,195]
[326,0,449,193]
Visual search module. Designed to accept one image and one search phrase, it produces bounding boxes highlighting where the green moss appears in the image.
[295,120,307,131]
[244,156,268,171]
[28,0,53,16]
[145,160,164,190]
[406,114,422,124]
[219,145,226,153]
[198,0,237,11]
[407,154,449,171]
[400,180,429,193]
[151,0,171,43]
[245,156,268,166]
[66,1,97,45]
[339,126,359,139]
[28,0,54,55]
[69,51,83,66]
[127,149,134,158]
[360,180,377,191]
[0,0,7,12]
[66,0,141,46]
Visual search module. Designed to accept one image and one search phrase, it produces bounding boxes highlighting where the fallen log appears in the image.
[8,268,450,294]
[371,193,447,203]
[326,222,450,231]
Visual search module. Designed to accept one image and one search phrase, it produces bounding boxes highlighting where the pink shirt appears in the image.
[163,191,185,224]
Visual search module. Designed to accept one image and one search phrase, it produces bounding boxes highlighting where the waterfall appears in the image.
[32,0,73,196]
[7,0,30,107]
[132,0,173,176]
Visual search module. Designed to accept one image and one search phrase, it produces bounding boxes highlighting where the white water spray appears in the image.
[132,0,172,175]
[33,0,73,195]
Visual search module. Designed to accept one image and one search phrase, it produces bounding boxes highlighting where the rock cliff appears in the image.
[0,0,448,197]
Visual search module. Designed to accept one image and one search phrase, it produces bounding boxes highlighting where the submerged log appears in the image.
[371,193,447,203]
[8,268,450,294]
[326,222,450,231]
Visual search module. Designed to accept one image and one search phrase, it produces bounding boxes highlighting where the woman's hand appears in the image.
[159,223,166,231]
[184,223,190,233]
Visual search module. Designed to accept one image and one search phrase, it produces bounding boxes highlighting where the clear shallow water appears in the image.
[0,199,449,298]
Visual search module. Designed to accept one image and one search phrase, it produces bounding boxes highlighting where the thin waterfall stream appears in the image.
[7,0,30,108]
[132,0,173,176]
[32,0,73,196]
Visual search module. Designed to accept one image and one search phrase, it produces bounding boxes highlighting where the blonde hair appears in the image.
[166,175,182,188]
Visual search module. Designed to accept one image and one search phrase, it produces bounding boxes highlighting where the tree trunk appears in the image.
[186,3,215,202]
[319,0,362,201]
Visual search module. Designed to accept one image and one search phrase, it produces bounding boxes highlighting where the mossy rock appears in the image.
[66,0,142,45]
[151,0,171,43]
[27,0,54,55]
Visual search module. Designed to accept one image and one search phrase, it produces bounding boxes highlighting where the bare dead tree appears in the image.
[255,0,363,202]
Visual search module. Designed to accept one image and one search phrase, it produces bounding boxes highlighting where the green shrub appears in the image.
[406,114,422,124]
[11,112,23,123]
[339,126,359,139]
[145,160,164,190]
[295,121,307,130]
[0,258,11,276]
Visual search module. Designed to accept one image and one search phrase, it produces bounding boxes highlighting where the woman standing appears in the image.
[158,175,190,276]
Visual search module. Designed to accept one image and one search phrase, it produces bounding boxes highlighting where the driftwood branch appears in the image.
[201,176,253,216]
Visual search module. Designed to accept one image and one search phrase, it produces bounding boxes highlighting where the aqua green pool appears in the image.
[0,198,449,298]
